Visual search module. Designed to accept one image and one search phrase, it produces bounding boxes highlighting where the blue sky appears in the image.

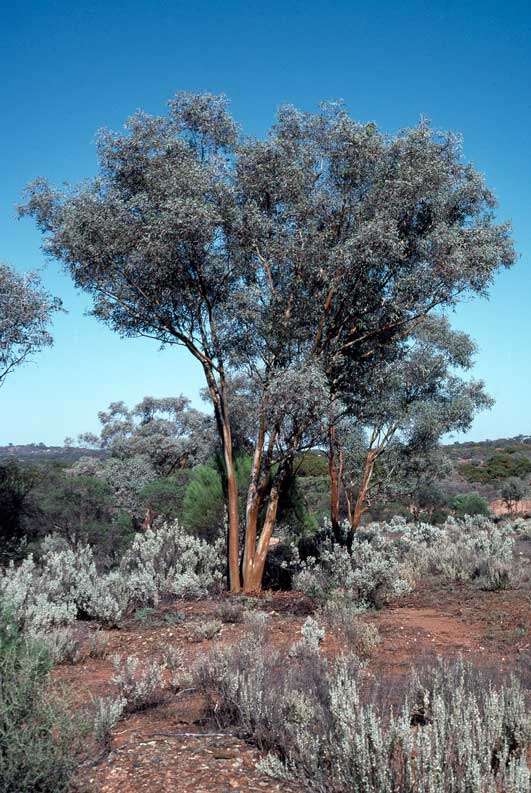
[1,0,529,445]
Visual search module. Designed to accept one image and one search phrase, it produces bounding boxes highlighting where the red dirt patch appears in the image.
[52,561,531,793]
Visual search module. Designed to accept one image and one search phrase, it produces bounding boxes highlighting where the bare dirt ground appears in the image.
[55,539,531,793]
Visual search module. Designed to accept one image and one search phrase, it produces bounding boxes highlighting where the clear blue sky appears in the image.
[1,0,529,445]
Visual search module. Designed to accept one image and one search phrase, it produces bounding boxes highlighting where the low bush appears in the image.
[195,628,530,793]
[293,526,413,607]
[41,627,84,665]
[216,600,245,623]
[86,629,109,659]
[92,695,126,748]
[0,521,225,634]
[188,619,223,642]
[319,600,380,656]
[293,516,520,605]
[111,654,166,712]
[0,605,87,793]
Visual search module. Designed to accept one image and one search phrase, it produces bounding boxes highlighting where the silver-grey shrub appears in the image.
[293,517,520,606]
[195,633,530,793]
[293,525,413,607]
[119,520,225,604]
[0,520,225,633]
[319,600,380,657]
[92,695,126,747]
[111,654,166,712]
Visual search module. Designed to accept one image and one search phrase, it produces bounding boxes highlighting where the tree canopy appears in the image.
[0,263,61,389]
[20,93,515,592]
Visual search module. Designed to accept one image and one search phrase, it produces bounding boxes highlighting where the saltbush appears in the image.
[0,606,87,792]
[0,520,225,633]
[111,654,166,712]
[293,517,520,604]
[195,630,530,793]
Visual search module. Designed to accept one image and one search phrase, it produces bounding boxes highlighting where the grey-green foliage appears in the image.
[293,523,414,607]
[196,629,530,793]
[20,93,515,585]
[111,654,166,712]
[76,395,215,476]
[0,606,86,793]
[92,695,126,747]
[502,477,527,511]
[0,520,225,632]
[0,262,61,389]
[293,516,519,603]
[334,315,493,514]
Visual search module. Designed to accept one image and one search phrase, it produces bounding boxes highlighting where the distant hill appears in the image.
[441,435,531,504]
[0,443,106,464]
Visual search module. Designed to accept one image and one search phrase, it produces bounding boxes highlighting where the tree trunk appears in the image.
[203,364,241,593]
[350,449,378,530]
[242,484,280,593]
[328,424,341,531]
[221,421,241,593]
[242,423,266,580]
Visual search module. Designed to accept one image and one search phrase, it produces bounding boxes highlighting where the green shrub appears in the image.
[451,492,490,517]
[0,606,87,792]
[182,464,225,541]
[460,451,531,483]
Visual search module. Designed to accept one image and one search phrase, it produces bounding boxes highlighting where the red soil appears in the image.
[54,543,530,793]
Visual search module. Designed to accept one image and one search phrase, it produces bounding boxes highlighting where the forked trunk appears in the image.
[242,484,280,593]
[205,365,241,593]
[350,449,378,530]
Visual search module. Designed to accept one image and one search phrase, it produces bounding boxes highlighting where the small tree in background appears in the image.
[501,477,526,514]
[0,462,40,562]
[330,317,492,529]
[452,491,490,518]
[0,263,61,389]
[21,93,515,591]
[75,395,214,475]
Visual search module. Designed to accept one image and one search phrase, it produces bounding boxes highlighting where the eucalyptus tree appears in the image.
[75,395,215,475]
[331,317,493,529]
[68,395,214,527]
[501,477,526,514]
[20,93,515,591]
[0,263,61,389]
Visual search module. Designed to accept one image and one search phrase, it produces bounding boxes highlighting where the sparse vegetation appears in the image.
[196,627,530,792]
[0,604,87,792]
[188,619,223,642]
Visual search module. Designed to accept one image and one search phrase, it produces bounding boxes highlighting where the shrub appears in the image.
[92,695,126,748]
[293,525,413,607]
[216,600,245,623]
[451,491,490,517]
[86,629,109,659]
[111,654,166,712]
[161,643,185,692]
[195,632,530,793]
[0,521,224,634]
[120,520,225,604]
[188,619,223,642]
[41,628,84,665]
[0,607,87,792]
[295,516,520,603]
[319,600,380,656]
